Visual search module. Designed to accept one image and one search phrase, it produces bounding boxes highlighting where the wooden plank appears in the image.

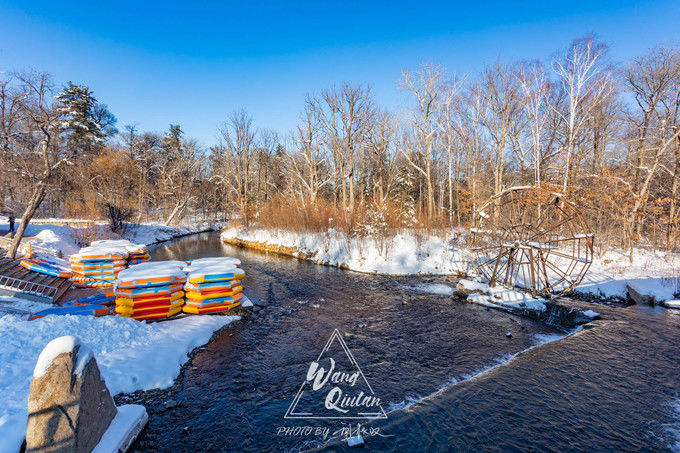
[13,269,31,280]
[5,266,26,279]
[0,260,16,274]
[29,273,53,286]
[53,279,73,302]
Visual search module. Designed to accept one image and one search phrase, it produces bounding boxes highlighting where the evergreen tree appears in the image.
[56,81,115,153]
[162,124,184,153]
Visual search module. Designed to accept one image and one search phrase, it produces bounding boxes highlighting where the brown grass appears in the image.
[244,194,456,236]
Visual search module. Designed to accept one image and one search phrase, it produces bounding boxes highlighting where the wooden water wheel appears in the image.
[469,186,593,296]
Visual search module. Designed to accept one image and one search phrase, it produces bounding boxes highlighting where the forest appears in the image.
[1,35,679,259]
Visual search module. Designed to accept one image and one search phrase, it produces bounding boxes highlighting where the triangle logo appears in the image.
[285,329,387,419]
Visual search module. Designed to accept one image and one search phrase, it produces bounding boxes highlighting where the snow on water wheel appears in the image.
[469,185,594,296]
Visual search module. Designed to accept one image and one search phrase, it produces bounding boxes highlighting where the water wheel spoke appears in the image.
[544,249,591,264]
[541,256,575,289]
[473,186,591,295]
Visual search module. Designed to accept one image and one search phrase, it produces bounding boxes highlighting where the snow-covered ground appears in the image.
[221,226,680,304]
[457,279,550,313]
[572,247,680,303]
[221,227,469,275]
[0,217,220,256]
[0,297,238,453]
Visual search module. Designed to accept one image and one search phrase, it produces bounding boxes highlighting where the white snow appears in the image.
[33,335,93,378]
[665,300,680,309]
[411,283,455,296]
[564,247,680,302]
[457,279,489,292]
[0,308,238,453]
[115,261,187,288]
[186,257,241,267]
[221,227,468,276]
[582,310,600,319]
[185,263,245,280]
[222,227,680,303]
[465,281,548,312]
[32,229,79,255]
[0,218,220,258]
[92,405,148,453]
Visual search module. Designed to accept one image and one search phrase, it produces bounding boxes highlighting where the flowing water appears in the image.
[130,232,680,452]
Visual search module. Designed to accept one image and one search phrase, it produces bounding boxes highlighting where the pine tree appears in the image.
[56,82,107,153]
[162,125,183,152]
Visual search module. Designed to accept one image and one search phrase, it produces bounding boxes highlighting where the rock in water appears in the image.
[626,283,655,306]
[26,336,117,453]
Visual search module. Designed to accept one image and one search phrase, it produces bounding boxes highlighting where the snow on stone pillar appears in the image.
[26,336,117,453]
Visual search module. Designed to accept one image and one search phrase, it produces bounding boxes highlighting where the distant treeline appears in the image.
[1,34,679,258]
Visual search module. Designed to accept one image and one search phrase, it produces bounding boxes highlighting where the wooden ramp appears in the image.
[0,257,72,303]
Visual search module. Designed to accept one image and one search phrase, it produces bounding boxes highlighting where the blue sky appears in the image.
[1,0,678,146]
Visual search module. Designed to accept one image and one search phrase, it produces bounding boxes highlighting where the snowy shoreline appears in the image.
[221,226,470,276]
[0,219,229,453]
[221,226,680,305]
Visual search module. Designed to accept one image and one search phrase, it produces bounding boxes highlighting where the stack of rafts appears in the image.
[69,240,147,287]
[90,240,150,266]
[20,244,73,279]
[114,261,187,321]
[69,246,127,288]
[182,257,247,314]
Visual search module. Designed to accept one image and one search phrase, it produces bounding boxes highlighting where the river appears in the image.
[127,232,680,452]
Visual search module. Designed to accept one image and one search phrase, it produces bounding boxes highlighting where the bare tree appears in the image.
[288,102,332,204]
[400,63,446,218]
[552,35,611,192]
[310,83,375,213]
[624,46,680,247]
[6,72,68,258]
[215,109,257,220]
[474,62,523,208]
[519,61,550,185]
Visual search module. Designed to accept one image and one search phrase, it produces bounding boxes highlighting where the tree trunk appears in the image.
[426,161,434,219]
[164,198,189,226]
[6,182,47,259]
[668,137,680,249]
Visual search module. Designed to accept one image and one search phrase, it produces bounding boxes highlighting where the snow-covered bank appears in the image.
[221,227,469,275]
[222,226,680,304]
[0,297,238,453]
[455,279,600,326]
[0,217,221,256]
[569,247,680,303]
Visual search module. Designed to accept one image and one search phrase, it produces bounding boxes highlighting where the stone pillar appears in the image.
[26,336,117,453]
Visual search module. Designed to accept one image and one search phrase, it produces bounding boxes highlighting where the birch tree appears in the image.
[288,101,331,203]
[400,63,446,218]
[552,35,611,192]
[519,61,550,185]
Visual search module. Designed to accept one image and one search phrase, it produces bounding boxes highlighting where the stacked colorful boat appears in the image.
[114,261,187,321]
[69,240,147,287]
[90,239,150,266]
[69,244,128,287]
[20,244,73,279]
[29,292,115,321]
[182,257,246,314]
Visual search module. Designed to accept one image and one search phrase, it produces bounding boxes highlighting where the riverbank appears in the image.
[0,217,222,256]
[0,296,240,453]
[0,220,228,453]
[221,226,469,276]
[221,226,680,305]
